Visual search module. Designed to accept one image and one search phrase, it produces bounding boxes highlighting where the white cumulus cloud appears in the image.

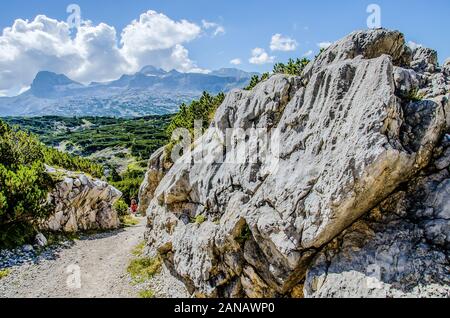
[407,41,423,51]
[317,42,332,49]
[302,50,313,57]
[270,34,297,52]
[0,11,208,96]
[230,58,242,65]
[120,10,202,72]
[202,20,225,37]
[249,48,274,65]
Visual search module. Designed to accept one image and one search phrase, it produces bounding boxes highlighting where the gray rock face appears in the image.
[41,167,122,232]
[304,148,450,298]
[141,29,450,298]
[138,147,171,215]
[393,67,420,97]
[303,29,410,80]
[411,47,438,73]
[444,59,450,77]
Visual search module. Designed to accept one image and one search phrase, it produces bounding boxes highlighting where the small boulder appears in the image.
[79,174,89,186]
[23,244,34,252]
[35,232,48,247]
[73,178,82,187]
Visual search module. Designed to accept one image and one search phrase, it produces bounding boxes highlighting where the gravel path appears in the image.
[0,217,148,298]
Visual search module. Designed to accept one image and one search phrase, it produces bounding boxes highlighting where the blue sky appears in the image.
[0,0,449,95]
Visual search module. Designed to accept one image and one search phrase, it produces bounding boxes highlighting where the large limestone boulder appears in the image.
[41,167,122,232]
[142,29,449,298]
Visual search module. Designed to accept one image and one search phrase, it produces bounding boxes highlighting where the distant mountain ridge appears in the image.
[0,67,257,117]
[30,71,83,98]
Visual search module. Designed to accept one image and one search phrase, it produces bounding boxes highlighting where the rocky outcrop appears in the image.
[41,167,122,232]
[304,138,450,297]
[138,147,171,215]
[303,29,411,80]
[141,29,450,298]
[444,59,450,77]
[411,47,438,73]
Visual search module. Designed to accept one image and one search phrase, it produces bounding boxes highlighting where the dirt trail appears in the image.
[0,217,146,298]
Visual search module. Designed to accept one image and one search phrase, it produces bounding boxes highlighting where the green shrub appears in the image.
[114,199,129,217]
[406,88,425,102]
[0,121,54,248]
[109,164,146,205]
[43,147,104,178]
[0,119,104,248]
[110,177,142,205]
[273,58,310,76]
[120,215,139,227]
[244,73,270,91]
[236,224,252,245]
[243,58,310,92]
[194,215,206,224]
[3,115,172,162]
[165,92,225,162]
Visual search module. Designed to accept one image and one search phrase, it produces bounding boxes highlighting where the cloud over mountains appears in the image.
[0,10,211,96]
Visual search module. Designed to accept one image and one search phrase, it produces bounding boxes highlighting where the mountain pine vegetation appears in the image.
[165,91,225,160]
[0,119,103,248]
[3,116,173,207]
[244,58,311,91]
[4,115,172,160]
[273,58,310,76]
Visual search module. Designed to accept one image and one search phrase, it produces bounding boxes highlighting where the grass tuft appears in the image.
[120,215,140,227]
[236,224,252,245]
[127,256,162,284]
[406,88,425,102]
[194,215,206,224]
[0,269,11,280]
[132,241,146,257]
[139,289,155,298]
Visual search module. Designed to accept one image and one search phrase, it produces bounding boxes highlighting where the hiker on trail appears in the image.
[130,199,138,215]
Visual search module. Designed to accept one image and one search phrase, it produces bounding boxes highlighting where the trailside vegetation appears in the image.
[0,119,103,248]
[3,115,172,206]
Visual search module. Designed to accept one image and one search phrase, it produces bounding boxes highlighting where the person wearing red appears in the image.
[130,199,138,215]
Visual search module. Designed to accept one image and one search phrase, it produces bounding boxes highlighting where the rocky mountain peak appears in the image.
[139,65,167,76]
[30,71,82,98]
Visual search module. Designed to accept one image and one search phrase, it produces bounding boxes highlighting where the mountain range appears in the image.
[0,67,258,117]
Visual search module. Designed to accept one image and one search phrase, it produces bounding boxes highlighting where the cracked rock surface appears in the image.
[140,29,450,298]
[42,166,122,232]
[304,146,450,297]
